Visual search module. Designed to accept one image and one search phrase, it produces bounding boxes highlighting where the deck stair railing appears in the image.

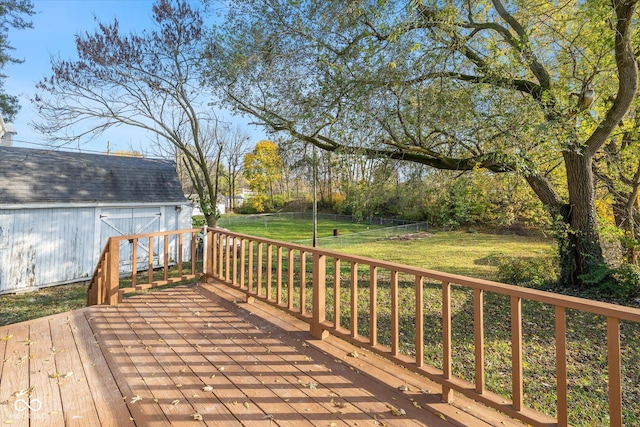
[87,228,201,305]
[88,227,640,427]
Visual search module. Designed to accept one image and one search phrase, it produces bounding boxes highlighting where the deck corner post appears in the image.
[311,252,327,340]
[106,238,120,306]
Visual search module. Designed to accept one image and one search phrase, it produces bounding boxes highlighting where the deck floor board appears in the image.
[28,317,64,427]
[0,284,524,426]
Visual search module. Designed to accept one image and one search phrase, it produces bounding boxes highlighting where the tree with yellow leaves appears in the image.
[243,140,283,210]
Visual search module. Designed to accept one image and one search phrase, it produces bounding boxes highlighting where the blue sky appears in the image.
[4,0,263,155]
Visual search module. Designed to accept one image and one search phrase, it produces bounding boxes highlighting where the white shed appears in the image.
[0,146,192,294]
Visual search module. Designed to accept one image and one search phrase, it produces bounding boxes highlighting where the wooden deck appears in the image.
[0,283,522,426]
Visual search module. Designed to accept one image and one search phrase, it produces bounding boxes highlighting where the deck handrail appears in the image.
[89,227,640,426]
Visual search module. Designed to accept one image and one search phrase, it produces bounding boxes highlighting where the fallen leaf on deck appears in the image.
[398,384,409,392]
[243,402,250,409]
[130,395,142,404]
[1,335,13,341]
[192,413,203,420]
[171,400,180,406]
[13,387,34,397]
[202,385,213,392]
[348,351,359,358]
[218,367,225,372]
[390,407,406,416]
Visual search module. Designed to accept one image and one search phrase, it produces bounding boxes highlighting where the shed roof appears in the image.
[0,146,186,205]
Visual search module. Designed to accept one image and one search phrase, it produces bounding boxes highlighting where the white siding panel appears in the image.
[1,205,190,294]
[0,207,96,293]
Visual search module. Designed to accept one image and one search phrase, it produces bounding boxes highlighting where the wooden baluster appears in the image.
[370,265,378,347]
[177,233,183,277]
[131,238,138,287]
[148,236,154,285]
[300,251,306,314]
[511,296,523,411]
[257,242,264,297]
[266,244,273,300]
[350,261,358,338]
[607,317,622,427]
[442,281,452,402]
[555,306,568,427]
[390,270,399,356]
[239,239,246,289]
[276,246,283,304]
[224,235,232,282]
[232,236,238,285]
[163,234,169,281]
[334,258,341,330]
[247,241,254,294]
[474,288,485,394]
[288,248,294,310]
[218,233,224,278]
[415,276,424,368]
[190,233,196,275]
[211,229,220,277]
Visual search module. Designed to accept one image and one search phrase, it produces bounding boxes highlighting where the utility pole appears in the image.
[312,145,317,247]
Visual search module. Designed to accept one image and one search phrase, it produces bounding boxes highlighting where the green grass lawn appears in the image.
[219,214,384,242]
[0,283,87,326]
[339,231,554,280]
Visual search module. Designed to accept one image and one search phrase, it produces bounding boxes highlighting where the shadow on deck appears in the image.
[0,283,521,426]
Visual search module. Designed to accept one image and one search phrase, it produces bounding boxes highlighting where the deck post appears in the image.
[106,238,120,306]
[311,252,328,339]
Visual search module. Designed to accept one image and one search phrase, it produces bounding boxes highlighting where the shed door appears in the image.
[98,208,162,273]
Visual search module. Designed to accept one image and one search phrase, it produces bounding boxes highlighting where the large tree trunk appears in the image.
[561,150,604,285]
[205,212,218,228]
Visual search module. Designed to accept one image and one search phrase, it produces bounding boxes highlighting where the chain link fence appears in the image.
[217,212,429,249]
[217,212,421,228]
[292,221,429,249]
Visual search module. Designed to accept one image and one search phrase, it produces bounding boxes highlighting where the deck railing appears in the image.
[89,227,640,427]
[87,228,201,305]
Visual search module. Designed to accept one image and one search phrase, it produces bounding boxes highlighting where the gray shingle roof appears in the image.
[0,146,186,205]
